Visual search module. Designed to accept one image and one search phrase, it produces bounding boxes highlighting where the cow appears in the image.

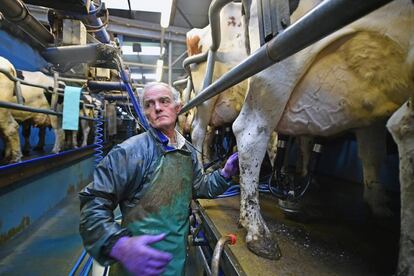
[230,0,414,263]
[387,99,414,275]
[186,2,248,166]
[0,56,20,162]
[0,57,65,163]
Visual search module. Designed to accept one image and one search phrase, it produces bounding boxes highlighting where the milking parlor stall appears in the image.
[0,0,413,275]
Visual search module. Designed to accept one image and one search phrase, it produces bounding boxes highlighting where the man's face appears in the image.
[143,85,182,132]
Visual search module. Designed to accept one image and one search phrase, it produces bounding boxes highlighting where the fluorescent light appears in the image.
[121,45,164,56]
[160,0,173,28]
[155,59,164,81]
[131,73,157,80]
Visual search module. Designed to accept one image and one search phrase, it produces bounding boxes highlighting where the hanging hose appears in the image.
[68,250,87,276]
[211,234,237,276]
[94,106,104,165]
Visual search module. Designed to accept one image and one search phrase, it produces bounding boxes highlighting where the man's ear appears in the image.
[175,102,183,113]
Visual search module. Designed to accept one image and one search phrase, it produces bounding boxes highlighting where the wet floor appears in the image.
[197,176,400,275]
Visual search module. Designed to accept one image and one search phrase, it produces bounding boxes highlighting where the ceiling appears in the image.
[106,0,213,84]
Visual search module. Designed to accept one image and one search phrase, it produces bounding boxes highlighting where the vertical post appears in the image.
[168,41,173,85]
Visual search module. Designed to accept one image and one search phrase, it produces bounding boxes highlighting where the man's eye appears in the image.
[161,98,171,104]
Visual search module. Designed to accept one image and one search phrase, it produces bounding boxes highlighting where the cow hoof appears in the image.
[247,235,281,260]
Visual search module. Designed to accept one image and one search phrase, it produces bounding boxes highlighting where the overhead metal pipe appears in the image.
[180,0,393,114]
[0,0,54,47]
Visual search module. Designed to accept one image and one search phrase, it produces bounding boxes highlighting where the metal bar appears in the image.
[168,42,173,85]
[182,52,208,75]
[171,50,188,67]
[42,43,119,70]
[0,0,55,47]
[173,77,189,88]
[196,246,212,275]
[0,101,96,121]
[180,0,393,114]
[176,5,194,28]
[57,77,88,83]
[202,49,216,89]
[208,0,234,51]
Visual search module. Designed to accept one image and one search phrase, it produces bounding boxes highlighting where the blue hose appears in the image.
[80,256,94,276]
[68,249,87,276]
[94,109,104,165]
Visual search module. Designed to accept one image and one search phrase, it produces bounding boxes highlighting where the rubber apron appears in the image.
[111,147,193,276]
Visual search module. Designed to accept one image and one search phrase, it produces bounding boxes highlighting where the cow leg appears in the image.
[50,115,64,153]
[34,126,46,151]
[387,100,414,276]
[191,98,218,166]
[22,121,31,155]
[233,79,283,260]
[72,130,79,149]
[355,123,391,217]
[81,120,91,147]
[1,112,22,163]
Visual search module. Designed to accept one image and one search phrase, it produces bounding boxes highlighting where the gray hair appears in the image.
[140,82,181,107]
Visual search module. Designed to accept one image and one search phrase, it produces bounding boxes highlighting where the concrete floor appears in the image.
[0,195,85,276]
[197,178,400,276]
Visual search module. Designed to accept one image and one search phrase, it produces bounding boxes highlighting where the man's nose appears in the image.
[154,101,162,111]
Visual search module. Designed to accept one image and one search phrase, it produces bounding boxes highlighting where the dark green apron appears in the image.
[111,148,193,276]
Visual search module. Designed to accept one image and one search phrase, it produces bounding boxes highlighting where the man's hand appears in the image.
[220,152,239,179]
[110,234,172,276]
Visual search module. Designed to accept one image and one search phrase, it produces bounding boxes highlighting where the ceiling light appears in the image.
[155,59,164,81]
[160,0,173,28]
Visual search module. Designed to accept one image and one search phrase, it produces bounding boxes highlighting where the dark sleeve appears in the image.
[79,146,135,266]
[191,151,232,199]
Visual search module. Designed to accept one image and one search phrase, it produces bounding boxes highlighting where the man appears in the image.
[79,82,239,276]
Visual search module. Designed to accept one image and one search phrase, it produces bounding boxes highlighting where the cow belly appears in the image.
[277,31,414,136]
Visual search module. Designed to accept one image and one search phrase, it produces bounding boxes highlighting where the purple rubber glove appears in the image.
[220,152,239,179]
[110,234,173,276]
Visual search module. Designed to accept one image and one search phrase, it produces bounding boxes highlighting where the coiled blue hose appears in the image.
[94,109,104,165]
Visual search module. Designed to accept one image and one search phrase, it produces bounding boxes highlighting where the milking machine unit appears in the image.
[268,135,323,207]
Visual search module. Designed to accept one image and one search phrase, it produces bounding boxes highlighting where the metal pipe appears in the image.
[42,43,119,70]
[0,101,96,121]
[57,77,88,83]
[0,0,54,47]
[182,52,208,75]
[168,42,173,85]
[202,49,215,90]
[172,77,188,89]
[183,78,192,104]
[88,80,126,91]
[211,234,237,276]
[180,0,392,114]
[171,50,188,67]
[208,0,233,51]
[196,246,212,276]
